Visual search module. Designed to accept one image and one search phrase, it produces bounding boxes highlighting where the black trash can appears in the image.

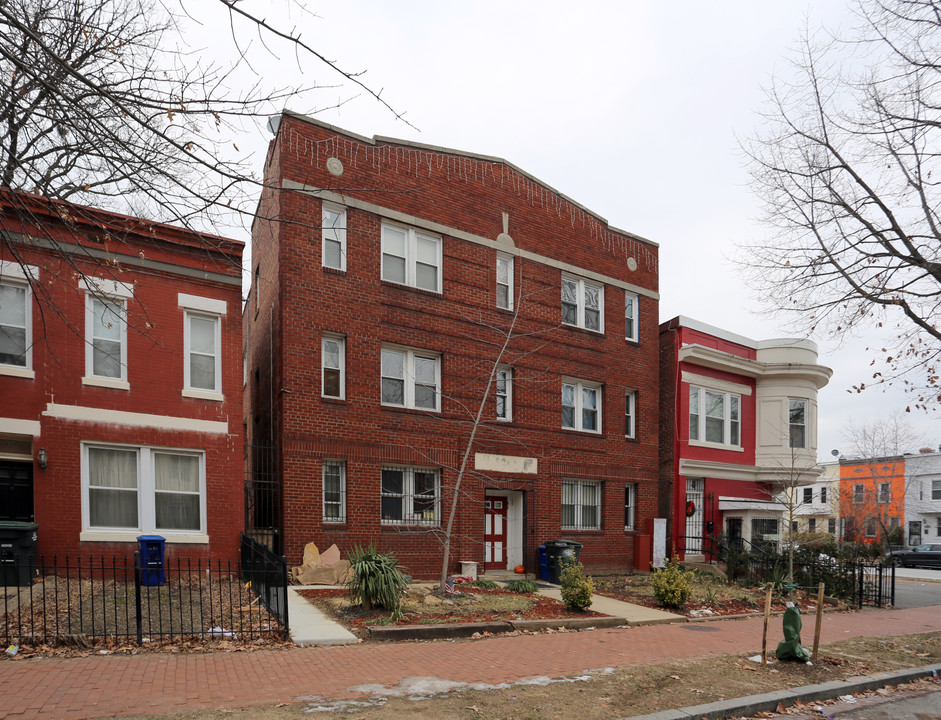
[137,535,166,586]
[0,521,38,586]
[545,539,583,584]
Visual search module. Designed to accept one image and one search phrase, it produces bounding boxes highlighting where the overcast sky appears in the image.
[207,1,938,459]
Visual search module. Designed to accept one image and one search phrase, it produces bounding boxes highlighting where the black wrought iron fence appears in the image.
[1,549,289,647]
[239,532,289,630]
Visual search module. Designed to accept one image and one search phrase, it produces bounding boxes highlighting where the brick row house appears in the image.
[0,189,244,562]
[658,317,832,558]
[245,113,661,577]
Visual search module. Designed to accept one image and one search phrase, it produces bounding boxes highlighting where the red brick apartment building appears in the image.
[245,112,660,577]
[0,189,244,561]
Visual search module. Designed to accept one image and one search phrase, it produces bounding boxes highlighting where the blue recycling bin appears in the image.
[538,545,549,581]
[137,535,166,586]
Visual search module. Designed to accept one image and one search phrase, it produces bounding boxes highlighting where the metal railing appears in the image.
[239,532,289,632]
[1,549,289,647]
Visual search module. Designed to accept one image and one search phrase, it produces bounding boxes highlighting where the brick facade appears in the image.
[0,190,244,562]
[246,113,660,577]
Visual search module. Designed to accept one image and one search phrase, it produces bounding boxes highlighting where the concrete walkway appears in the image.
[533,583,683,626]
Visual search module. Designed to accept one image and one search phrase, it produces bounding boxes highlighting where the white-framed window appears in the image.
[495,366,512,421]
[82,443,205,537]
[562,379,601,433]
[561,275,603,332]
[788,398,807,449]
[561,479,601,530]
[853,484,865,504]
[322,334,345,399]
[381,223,442,292]
[86,294,128,381]
[179,294,226,399]
[689,386,740,447]
[802,487,813,504]
[878,482,891,504]
[932,479,941,501]
[380,466,440,525]
[820,487,828,504]
[624,483,636,530]
[624,292,638,342]
[624,390,636,439]
[322,203,347,271]
[496,253,514,310]
[0,261,35,371]
[864,517,877,538]
[381,345,440,411]
[322,460,346,523]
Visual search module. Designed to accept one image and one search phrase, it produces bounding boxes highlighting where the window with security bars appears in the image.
[561,480,601,530]
[322,461,346,523]
[380,466,439,525]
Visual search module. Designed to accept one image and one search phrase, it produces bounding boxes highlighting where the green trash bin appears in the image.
[545,539,583,584]
[0,521,38,586]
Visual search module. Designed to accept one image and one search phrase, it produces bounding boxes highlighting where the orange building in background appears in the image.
[839,457,905,544]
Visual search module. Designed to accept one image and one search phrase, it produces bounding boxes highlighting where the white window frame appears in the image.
[179,294,226,400]
[624,292,639,342]
[0,261,36,377]
[562,379,602,433]
[624,389,636,439]
[689,385,741,449]
[788,398,807,449]
[561,479,602,531]
[802,487,813,505]
[561,275,604,333]
[853,483,865,504]
[381,345,441,411]
[322,460,347,523]
[381,222,442,292]
[321,334,346,399]
[496,252,514,310]
[80,442,207,542]
[82,277,133,389]
[878,482,891,504]
[864,516,877,538]
[932,479,941,501]
[624,483,636,530]
[495,366,513,421]
[322,202,347,271]
[380,466,440,526]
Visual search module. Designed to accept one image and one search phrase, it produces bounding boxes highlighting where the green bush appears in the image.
[652,557,694,608]
[470,579,498,589]
[346,544,409,619]
[505,579,538,594]
[560,562,594,611]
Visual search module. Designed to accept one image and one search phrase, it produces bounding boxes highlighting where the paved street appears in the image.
[0,605,938,720]
[894,577,941,609]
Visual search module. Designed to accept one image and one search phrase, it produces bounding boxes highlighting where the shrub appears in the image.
[346,545,409,619]
[560,562,594,611]
[505,579,538,594]
[652,557,694,608]
[470,579,498,589]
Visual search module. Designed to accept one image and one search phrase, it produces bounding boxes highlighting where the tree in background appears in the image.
[742,0,941,408]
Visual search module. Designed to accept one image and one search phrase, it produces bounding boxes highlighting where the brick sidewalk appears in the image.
[1,606,938,720]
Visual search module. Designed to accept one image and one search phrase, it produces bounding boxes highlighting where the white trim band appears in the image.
[43,403,229,434]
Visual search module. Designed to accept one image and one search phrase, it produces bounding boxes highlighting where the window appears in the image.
[624,390,636,438]
[562,380,601,433]
[932,479,941,501]
[322,334,345,399]
[624,484,636,530]
[853,484,865,504]
[322,203,347,270]
[561,276,603,332]
[380,466,439,525]
[322,461,346,523]
[878,482,891,504]
[828,517,836,534]
[808,518,816,533]
[802,487,813,504]
[381,223,441,292]
[381,346,440,411]
[791,520,799,533]
[820,487,828,504]
[496,253,514,310]
[179,294,226,398]
[864,517,877,538]
[83,444,204,536]
[0,270,31,369]
[689,386,741,447]
[87,295,127,380]
[561,480,601,530]
[495,366,512,421]
[788,398,807,448]
[624,292,638,342]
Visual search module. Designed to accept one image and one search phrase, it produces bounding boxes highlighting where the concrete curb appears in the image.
[617,662,941,720]
[368,615,626,640]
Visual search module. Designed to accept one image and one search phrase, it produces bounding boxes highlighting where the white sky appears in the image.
[202,1,939,459]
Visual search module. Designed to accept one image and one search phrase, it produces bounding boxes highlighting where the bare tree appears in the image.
[741,0,941,408]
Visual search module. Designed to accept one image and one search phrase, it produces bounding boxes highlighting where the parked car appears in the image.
[888,544,941,568]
